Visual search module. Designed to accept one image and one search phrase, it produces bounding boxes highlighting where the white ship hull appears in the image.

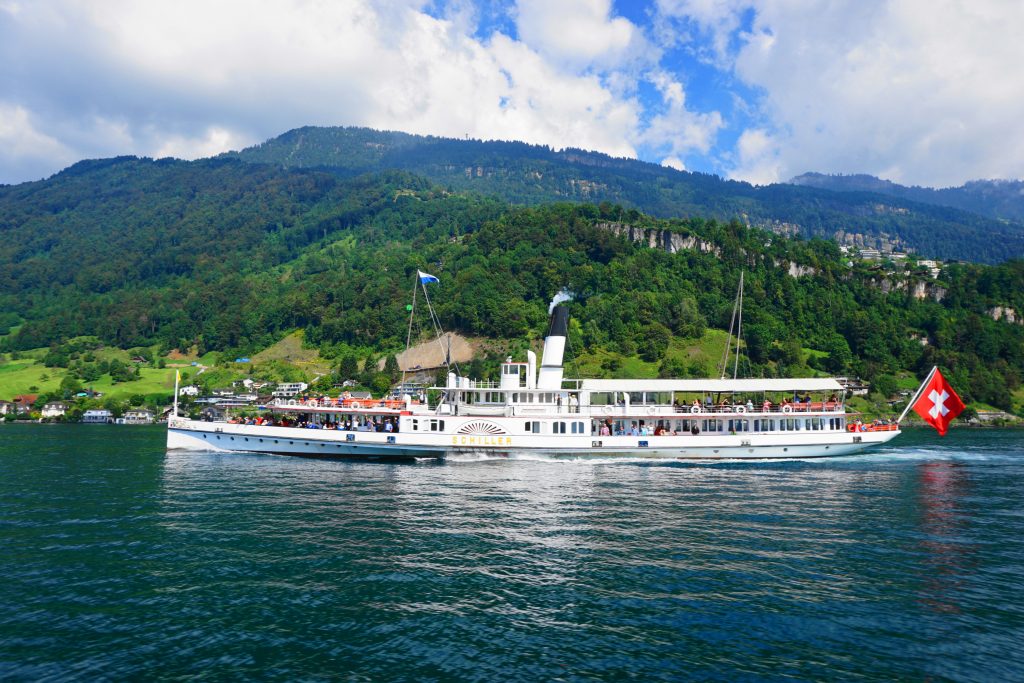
[167,417,899,461]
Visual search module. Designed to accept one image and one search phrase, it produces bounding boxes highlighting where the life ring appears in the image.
[782,405,792,414]
[602,405,614,415]
[646,406,657,416]
[690,405,702,414]
[735,405,746,414]
[351,401,362,409]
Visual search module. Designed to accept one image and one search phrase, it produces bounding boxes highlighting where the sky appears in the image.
[1,0,1022,188]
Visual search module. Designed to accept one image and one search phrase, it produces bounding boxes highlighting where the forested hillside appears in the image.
[1,154,1023,411]
[790,173,1024,224]
[229,127,1024,263]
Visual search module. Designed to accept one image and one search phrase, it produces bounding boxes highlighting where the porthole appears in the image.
[784,447,788,452]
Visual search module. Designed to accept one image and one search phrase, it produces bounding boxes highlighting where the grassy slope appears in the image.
[0,356,177,401]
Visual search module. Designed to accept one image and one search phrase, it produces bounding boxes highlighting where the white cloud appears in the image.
[655,0,750,65]
[731,127,781,185]
[716,0,1024,186]
[0,103,75,183]
[155,126,252,160]
[515,0,640,72]
[661,156,685,170]
[641,71,723,159]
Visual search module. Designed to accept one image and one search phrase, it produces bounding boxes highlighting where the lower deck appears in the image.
[167,417,900,461]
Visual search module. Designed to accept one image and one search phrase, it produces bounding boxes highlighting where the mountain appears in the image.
[227,126,1024,263]
[789,172,1024,224]
[1,150,1023,413]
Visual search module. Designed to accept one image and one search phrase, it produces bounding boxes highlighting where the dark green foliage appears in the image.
[227,126,1024,263]
[384,355,400,381]
[338,354,359,381]
[791,173,1024,224]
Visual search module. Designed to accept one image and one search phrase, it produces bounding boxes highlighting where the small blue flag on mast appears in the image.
[418,270,439,284]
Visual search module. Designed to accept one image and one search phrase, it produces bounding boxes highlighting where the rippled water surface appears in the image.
[2,425,1024,681]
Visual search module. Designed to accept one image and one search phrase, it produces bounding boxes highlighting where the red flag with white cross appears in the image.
[911,368,965,436]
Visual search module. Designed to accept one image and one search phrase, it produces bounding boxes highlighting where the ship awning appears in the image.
[578,378,844,393]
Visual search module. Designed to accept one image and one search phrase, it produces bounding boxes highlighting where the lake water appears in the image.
[1,424,1023,681]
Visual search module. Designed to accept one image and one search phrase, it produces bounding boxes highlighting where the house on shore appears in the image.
[41,402,69,419]
[13,394,38,414]
[122,409,155,425]
[82,409,114,424]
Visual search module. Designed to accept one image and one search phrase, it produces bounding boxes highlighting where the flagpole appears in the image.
[897,365,937,424]
[173,369,180,418]
[401,272,419,393]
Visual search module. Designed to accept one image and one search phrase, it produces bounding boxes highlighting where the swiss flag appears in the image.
[912,368,965,436]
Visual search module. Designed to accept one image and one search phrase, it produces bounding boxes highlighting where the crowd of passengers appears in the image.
[228,415,401,432]
[674,394,841,412]
[595,414,894,437]
[597,419,697,437]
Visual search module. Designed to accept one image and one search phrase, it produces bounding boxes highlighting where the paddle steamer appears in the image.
[167,304,900,460]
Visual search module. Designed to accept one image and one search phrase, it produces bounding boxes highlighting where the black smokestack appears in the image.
[547,304,569,339]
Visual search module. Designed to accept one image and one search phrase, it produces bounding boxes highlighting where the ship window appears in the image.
[571,421,584,434]
[524,421,541,434]
[553,422,566,434]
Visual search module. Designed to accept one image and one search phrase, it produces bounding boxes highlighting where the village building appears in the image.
[272,382,308,398]
[13,394,38,414]
[82,409,114,424]
[41,402,69,419]
[121,409,155,424]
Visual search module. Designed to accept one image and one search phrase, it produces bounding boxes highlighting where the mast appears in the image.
[719,272,744,380]
[401,273,419,392]
[733,271,744,381]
